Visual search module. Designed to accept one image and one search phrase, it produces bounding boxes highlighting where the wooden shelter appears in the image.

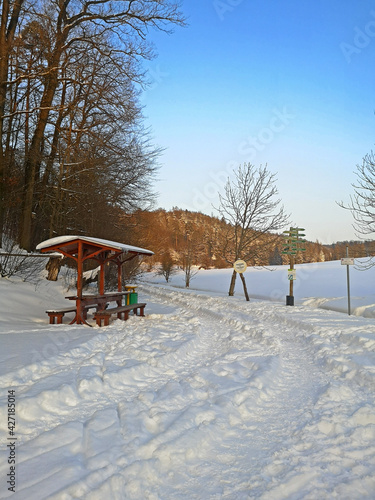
[36,236,153,324]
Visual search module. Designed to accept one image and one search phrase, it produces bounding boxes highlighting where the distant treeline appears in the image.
[122,208,375,269]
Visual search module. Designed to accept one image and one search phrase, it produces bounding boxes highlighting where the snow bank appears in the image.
[0,261,374,499]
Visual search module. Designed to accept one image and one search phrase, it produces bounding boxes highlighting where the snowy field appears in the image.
[0,260,374,499]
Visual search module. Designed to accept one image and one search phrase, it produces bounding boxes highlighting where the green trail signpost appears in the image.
[282,227,306,306]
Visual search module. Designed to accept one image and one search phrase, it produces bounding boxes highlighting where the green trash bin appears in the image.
[129,292,138,304]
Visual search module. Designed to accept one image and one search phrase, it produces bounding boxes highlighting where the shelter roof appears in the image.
[36,235,154,259]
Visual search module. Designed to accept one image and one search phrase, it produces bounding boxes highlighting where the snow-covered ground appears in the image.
[0,260,374,499]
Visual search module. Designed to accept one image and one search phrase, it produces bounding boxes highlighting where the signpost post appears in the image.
[341,246,354,315]
[233,259,249,301]
[282,227,306,306]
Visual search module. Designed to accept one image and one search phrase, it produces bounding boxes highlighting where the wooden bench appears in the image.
[94,303,146,327]
[46,304,98,324]
[46,307,76,324]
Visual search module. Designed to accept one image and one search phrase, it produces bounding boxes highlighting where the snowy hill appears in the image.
[0,261,374,499]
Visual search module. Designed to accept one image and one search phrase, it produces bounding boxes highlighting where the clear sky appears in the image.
[140,0,375,244]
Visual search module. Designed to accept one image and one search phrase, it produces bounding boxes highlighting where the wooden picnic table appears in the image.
[65,291,130,325]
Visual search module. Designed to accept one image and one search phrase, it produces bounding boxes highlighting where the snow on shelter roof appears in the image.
[36,235,154,256]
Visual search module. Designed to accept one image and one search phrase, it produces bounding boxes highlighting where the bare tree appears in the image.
[339,152,375,236]
[156,251,177,283]
[0,0,184,250]
[179,222,200,287]
[181,247,198,288]
[217,163,289,298]
[339,151,375,268]
[35,35,159,241]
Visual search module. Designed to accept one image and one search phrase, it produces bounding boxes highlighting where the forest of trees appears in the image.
[0,0,184,251]
[121,208,375,271]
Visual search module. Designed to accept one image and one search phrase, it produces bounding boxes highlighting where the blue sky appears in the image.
[141,0,375,244]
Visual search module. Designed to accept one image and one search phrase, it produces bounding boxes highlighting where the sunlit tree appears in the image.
[217,163,289,299]
[341,152,375,237]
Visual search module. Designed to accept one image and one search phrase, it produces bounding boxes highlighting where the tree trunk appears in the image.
[239,272,250,301]
[0,0,25,246]
[19,45,63,250]
[228,269,237,296]
[46,257,62,281]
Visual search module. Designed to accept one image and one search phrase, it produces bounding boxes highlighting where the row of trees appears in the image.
[0,0,184,251]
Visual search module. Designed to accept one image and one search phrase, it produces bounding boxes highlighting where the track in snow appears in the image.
[1,283,374,499]
[134,285,332,498]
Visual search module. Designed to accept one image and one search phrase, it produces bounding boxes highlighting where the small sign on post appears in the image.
[287,269,296,280]
[341,257,354,266]
[233,260,247,273]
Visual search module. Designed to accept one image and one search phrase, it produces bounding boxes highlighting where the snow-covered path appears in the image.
[0,283,374,499]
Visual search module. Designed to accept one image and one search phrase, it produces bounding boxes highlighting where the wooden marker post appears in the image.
[282,227,306,306]
[341,246,354,315]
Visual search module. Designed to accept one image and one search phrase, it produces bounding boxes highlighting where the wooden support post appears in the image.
[99,263,105,295]
[117,261,122,292]
[289,255,294,298]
